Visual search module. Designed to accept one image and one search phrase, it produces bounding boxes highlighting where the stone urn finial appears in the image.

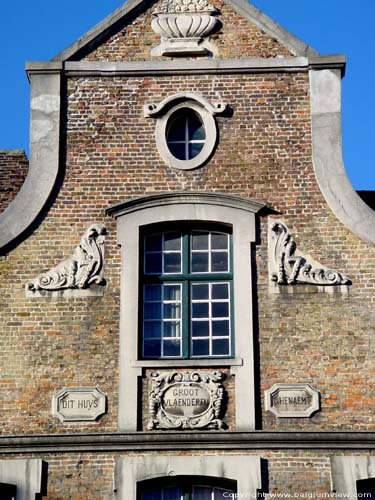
[151,0,219,56]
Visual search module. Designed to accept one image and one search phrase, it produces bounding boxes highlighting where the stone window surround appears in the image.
[330,456,375,496]
[0,459,44,500]
[155,100,217,170]
[107,192,266,431]
[144,92,226,171]
[115,454,262,500]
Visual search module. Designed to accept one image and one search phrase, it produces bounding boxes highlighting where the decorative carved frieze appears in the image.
[148,370,226,430]
[151,0,219,57]
[269,220,350,286]
[27,224,106,292]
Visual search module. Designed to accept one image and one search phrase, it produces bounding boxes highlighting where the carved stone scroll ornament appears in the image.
[147,370,226,430]
[269,221,350,286]
[151,0,219,57]
[27,224,106,292]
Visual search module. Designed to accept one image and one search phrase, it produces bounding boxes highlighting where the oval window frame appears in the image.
[155,101,217,170]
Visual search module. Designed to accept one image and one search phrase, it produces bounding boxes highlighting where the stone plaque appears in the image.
[265,383,320,418]
[53,387,107,422]
[148,371,226,430]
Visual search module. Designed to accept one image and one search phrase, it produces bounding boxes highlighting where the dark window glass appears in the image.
[167,109,205,161]
[142,227,232,359]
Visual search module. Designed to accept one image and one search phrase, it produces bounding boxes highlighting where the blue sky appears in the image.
[0,0,373,189]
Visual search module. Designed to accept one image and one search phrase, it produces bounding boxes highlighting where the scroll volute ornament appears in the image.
[269,221,351,286]
[27,224,106,292]
[151,0,219,56]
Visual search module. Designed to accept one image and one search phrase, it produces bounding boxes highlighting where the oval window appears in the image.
[166,109,206,161]
[154,100,218,170]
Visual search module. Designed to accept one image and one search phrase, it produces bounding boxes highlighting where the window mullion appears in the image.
[183,232,190,359]
[185,116,189,160]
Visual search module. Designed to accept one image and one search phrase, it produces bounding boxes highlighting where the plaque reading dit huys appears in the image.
[148,371,226,430]
[265,383,320,418]
[53,387,107,422]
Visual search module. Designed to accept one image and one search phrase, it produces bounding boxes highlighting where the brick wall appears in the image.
[1,0,375,495]
[0,149,28,213]
[83,0,291,62]
[1,71,375,436]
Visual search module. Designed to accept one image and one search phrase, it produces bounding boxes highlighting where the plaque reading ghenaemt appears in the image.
[265,383,320,418]
[148,371,226,430]
[53,387,107,422]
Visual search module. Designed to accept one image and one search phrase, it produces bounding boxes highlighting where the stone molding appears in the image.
[4,432,375,453]
[145,93,226,170]
[52,387,107,423]
[107,192,265,432]
[144,92,226,118]
[268,220,350,286]
[115,455,261,500]
[331,456,375,495]
[310,68,375,246]
[0,72,61,254]
[147,370,226,430]
[151,0,219,57]
[265,383,320,418]
[26,56,346,79]
[26,224,106,295]
[0,459,44,500]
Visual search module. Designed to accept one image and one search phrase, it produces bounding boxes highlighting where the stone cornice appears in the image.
[26,55,346,79]
[2,432,375,454]
[106,192,267,218]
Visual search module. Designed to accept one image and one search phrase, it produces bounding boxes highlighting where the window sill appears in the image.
[131,358,243,368]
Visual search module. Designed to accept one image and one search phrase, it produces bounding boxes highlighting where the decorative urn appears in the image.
[151,0,219,56]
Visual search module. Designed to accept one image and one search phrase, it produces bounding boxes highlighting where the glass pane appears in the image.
[212,320,229,336]
[163,339,181,357]
[211,283,228,300]
[167,115,186,142]
[144,302,162,320]
[163,285,181,301]
[164,321,180,338]
[164,253,181,274]
[192,232,209,250]
[211,252,228,272]
[192,338,210,356]
[145,234,162,252]
[192,486,213,500]
[145,252,162,274]
[164,487,183,500]
[189,117,206,141]
[144,321,162,338]
[142,490,162,500]
[212,338,230,356]
[168,142,186,160]
[192,252,209,273]
[164,232,181,251]
[192,302,209,318]
[211,233,228,250]
[188,142,204,159]
[143,339,161,358]
[164,303,181,319]
[192,321,209,338]
[192,283,209,300]
[212,302,229,318]
[144,285,162,301]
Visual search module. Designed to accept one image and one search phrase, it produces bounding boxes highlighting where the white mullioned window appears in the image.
[141,225,233,359]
